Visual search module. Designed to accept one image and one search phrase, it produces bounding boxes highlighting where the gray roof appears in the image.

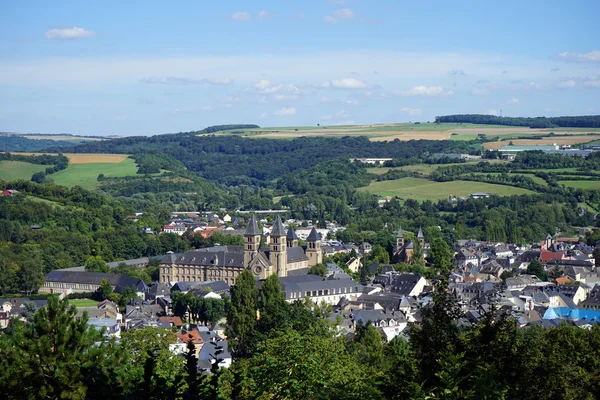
[287,246,309,263]
[163,251,177,264]
[307,227,320,241]
[44,271,147,292]
[397,226,404,238]
[166,246,244,268]
[271,216,285,237]
[417,227,424,239]
[245,215,260,236]
[286,226,298,240]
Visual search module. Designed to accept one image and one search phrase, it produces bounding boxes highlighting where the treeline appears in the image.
[0,180,190,294]
[0,135,83,152]
[199,124,259,134]
[133,153,186,174]
[4,278,600,399]
[435,114,600,128]
[0,152,67,166]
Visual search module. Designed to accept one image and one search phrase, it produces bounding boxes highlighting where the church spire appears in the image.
[245,214,260,236]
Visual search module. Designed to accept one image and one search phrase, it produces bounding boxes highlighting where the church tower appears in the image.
[396,226,404,250]
[286,226,299,248]
[417,227,425,248]
[244,215,261,268]
[269,216,287,277]
[306,227,322,267]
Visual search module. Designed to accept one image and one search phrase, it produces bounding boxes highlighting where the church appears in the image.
[159,215,323,285]
[393,226,426,263]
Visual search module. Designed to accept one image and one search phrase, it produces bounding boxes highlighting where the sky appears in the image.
[0,0,599,136]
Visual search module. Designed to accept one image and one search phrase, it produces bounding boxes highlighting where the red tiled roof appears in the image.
[556,238,579,243]
[175,329,204,344]
[539,250,565,263]
[555,276,574,284]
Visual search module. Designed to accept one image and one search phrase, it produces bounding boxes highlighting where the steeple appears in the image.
[417,227,425,247]
[269,216,287,277]
[306,227,322,267]
[244,215,261,268]
[396,226,405,249]
[245,214,260,236]
[286,226,299,248]
[270,215,285,237]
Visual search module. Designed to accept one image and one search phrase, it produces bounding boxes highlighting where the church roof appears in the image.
[286,226,298,240]
[307,227,320,241]
[397,226,404,238]
[417,227,424,239]
[245,215,260,236]
[163,251,177,264]
[271,216,285,237]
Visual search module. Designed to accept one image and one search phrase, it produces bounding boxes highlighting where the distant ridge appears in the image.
[435,114,600,128]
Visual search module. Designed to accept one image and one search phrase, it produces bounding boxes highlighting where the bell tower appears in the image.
[269,216,287,277]
[244,214,261,268]
[396,226,404,250]
[417,227,425,248]
[306,227,322,267]
[286,226,299,248]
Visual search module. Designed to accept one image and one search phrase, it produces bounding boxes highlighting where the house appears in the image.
[469,192,490,199]
[455,249,479,268]
[146,283,171,301]
[539,250,565,264]
[390,273,427,297]
[345,257,362,273]
[175,329,205,356]
[39,271,148,296]
[276,274,363,305]
[352,309,407,341]
[1,189,18,196]
[87,318,121,338]
[158,316,184,328]
[198,337,231,370]
[359,242,372,255]
[505,275,544,290]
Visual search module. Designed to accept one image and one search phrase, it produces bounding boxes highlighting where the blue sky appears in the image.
[1,0,599,136]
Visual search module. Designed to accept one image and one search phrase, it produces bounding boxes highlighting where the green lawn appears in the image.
[359,177,534,201]
[0,160,47,181]
[50,158,139,189]
[69,299,98,307]
[559,180,600,190]
[450,134,479,141]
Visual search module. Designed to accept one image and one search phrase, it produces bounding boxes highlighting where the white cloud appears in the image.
[274,107,296,116]
[486,109,498,116]
[556,76,600,89]
[323,78,368,89]
[260,112,269,118]
[471,87,491,96]
[333,8,355,19]
[346,99,359,106]
[45,27,95,40]
[556,50,600,63]
[336,110,350,118]
[400,107,422,116]
[320,97,330,103]
[508,98,519,104]
[395,86,453,96]
[256,10,274,21]
[274,94,298,101]
[322,16,339,24]
[140,76,233,85]
[231,11,251,21]
[114,115,130,121]
[254,79,271,90]
[201,105,214,111]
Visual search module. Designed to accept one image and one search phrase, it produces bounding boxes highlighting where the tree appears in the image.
[370,244,390,264]
[354,321,384,369]
[85,255,110,273]
[226,269,258,359]
[99,278,113,300]
[256,274,290,335]
[308,263,327,277]
[411,239,425,265]
[0,296,104,399]
[526,259,547,281]
[429,238,453,274]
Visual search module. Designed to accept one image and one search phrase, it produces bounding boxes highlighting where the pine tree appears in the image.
[226,269,258,359]
[257,274,290,335]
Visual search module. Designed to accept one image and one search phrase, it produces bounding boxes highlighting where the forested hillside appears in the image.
[435,114,600,128]
[0,135,85,151]
[47,133,478,184]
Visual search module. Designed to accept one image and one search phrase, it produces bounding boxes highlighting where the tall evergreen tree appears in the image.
[226,269,258,359]
[256,274,290,335]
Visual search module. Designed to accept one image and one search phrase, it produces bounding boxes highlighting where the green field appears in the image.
[559,180,600,190]
[359,177,534,201]
[0,160,47,181]
[468,172,548,186]
[51,158,139,189]
[69,299,99,307]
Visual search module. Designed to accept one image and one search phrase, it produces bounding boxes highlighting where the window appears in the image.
[318,290,323,296]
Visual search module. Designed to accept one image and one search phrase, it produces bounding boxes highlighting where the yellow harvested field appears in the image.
[483,135,600,150]
[66,154,128,164]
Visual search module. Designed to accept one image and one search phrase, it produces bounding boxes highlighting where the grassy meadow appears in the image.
[0,160,48,181]
[359,177,534,201]
[69,299,99,307]
[50,157,139,189]
[558,180,600,190]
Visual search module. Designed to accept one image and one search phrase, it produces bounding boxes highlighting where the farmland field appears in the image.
[468,172,548,186]
[208,123,600,142]
[358,177,534,201]
[367,160,507,176]
[0,160,47,181]
[482,135,600,150]
[50,158,139,189]
[558,180,600,190]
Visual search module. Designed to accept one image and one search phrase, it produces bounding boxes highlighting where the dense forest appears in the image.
[3,275,600,399]
[435,114,600,128]
[46,132,479,184]
[0,135,85,152]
